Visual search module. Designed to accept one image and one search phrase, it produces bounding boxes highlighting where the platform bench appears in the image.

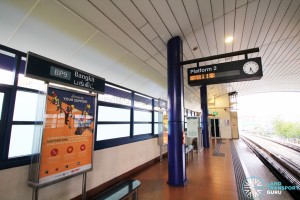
[91,180,141,200]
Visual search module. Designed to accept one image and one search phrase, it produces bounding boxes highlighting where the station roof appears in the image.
[1,0,299,110]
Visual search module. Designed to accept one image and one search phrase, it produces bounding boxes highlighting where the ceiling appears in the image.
[1,0,300,111]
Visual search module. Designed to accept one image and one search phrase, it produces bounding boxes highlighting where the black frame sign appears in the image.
[25,52,105,93]
[187,57,263,86]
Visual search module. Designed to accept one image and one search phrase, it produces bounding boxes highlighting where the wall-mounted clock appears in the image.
[243,61,259,75]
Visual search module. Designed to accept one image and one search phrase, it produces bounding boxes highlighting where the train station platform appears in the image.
[127,138,296,200]
[131,139,238,200]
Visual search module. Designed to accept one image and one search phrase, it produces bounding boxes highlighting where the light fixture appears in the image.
[225,36,234,44]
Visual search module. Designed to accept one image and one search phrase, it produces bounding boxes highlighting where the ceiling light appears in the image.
[225,36,233,43]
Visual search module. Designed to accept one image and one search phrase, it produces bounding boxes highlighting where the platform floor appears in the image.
[132,139,238,200]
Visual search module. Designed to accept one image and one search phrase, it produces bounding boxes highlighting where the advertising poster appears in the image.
[187,117,199,138]
[39,86,95,184]
[162,115,168,144]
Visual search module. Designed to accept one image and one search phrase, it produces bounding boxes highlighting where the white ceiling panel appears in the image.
[145,58,167,77]
[214,17,225,55]
[233,5,247,51]
[132,0,172,43]
[152,37,167,52]
[264,39,286,65]
[153,53,167,69]
[263,0,292,45]
[211,0,224,19]
[2,0,300,108]
[140,23,158,41]
[224,0,236,14]
[247,0,270,49]
[9,0,96,61]
[281,6,300,39]
[150,0,183,38]
[0,0,37,44]
[194,28,211,58]
[236,0,248,8]
[183,0,203,32]
[167,0,193,36]
[197,0,213,26]
[111,0,147,29]
[67,32,127,74]
[255,0,281,47]
[59,0,151,61]
[271,0,300,43]
[90,0,158,57]
[240,0,259,50]
[204,22,218,56]
[225,12,235,53]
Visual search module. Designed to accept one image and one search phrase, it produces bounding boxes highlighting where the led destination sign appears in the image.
[187,57,263,86]
[25,52,105,93]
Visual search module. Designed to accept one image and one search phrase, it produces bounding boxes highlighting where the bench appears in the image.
[91,180,141,200]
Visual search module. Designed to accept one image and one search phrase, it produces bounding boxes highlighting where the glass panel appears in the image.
[98,106,130,122]
[0,69,14,85]
[134,124,151,135]
[13,91,46,121]
[134,110,151,122]
[98,93,131,106]
[0,92,3,120]
[98,84,131,106]
[97,124,130,140]
[154,111,163,123]
[0,50,15,85]
[8,125,40,158]
[154,123,163,135]
[134,93,152,110]
[18,74,47,91]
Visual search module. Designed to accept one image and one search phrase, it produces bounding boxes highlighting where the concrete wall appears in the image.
[0,138,163,200]
[208,94,232,139]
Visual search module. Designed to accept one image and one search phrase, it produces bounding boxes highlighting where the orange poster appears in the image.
[39,86,95,184]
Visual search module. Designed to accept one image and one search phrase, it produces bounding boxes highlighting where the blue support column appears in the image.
[167,36,187,186]
[200,85,210,148]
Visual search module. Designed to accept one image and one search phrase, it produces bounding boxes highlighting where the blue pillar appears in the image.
[167,36,187,186]
[200,85,210,148]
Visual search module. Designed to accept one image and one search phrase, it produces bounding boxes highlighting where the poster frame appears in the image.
[28,85,97,189]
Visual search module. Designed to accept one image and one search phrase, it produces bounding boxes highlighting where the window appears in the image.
[98,84,131,106]
[13,91,45,121]
[98,106,130,122]
[97,124,130,140]
[0,50,15,85]
[97,106,130,141]
[134,93,152,110]
[0,93,3,120]
[8,125,43,158]
[134,109,152,135]
[154,111,163,135]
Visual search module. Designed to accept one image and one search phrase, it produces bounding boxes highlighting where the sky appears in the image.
[238,92,300,122]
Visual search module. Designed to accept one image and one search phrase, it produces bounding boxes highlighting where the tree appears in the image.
[273,119,300,139]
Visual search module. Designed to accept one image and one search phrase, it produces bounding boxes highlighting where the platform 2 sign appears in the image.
[25,52,105,93]
[187,57,263,86]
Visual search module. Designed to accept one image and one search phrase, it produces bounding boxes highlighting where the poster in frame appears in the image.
[28,85,96,187]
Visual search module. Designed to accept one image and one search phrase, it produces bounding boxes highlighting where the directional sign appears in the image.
[25,52,105,93]
[187,57,263,86]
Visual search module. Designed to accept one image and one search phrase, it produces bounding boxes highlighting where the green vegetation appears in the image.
[273,119,300,139]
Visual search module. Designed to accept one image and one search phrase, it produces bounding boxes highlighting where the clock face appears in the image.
[243,61,259,74]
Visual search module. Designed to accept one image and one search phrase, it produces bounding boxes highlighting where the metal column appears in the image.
[167,36,187,186]
[200,85,210,148]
